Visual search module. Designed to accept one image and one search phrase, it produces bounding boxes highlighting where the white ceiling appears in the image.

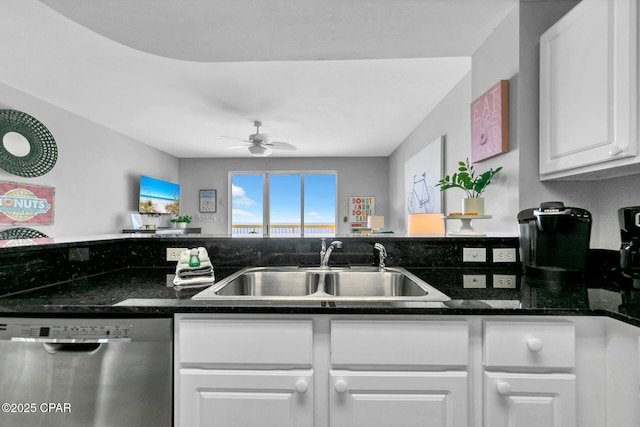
[0,0,518,158]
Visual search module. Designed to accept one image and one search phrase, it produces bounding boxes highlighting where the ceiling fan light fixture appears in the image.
[224,121,293,156]
[248,144,271,157]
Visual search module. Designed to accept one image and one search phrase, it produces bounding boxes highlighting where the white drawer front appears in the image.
[178,318,313,366]
[484,320,575,370]
[331,320,469,368]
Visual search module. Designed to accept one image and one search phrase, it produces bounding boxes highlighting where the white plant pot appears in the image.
[462,197,484,215]
[177,222,187,229]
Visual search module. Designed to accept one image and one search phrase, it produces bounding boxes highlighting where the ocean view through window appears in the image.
[231,172,336,236]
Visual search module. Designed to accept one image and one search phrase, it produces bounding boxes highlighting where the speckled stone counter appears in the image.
[1,235,638,327]
[0,265,637,328]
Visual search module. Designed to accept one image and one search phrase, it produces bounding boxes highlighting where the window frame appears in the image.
[228,170,338,236]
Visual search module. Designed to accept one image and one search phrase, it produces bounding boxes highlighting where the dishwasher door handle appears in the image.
[41,342,103,354]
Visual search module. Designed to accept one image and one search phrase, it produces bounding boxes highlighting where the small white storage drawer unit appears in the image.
[483,320,577,427]
[330,319,470,427]
[484,320,575,370]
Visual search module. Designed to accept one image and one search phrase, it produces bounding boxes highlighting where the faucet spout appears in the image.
[321,240,343,267]
[373,243,387,271]
[319,237,327,265]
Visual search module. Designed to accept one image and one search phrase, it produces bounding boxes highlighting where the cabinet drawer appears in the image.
[331,320,469,368]
[178,318,313,366]
[484,321,575,369]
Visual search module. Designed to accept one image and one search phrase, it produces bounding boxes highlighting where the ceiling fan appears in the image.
[224,121,297,157]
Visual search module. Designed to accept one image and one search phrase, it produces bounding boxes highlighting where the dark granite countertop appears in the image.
[1,265,638,327]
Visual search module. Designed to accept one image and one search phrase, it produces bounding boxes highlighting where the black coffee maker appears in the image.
[517,201,592,283]
[618,206,640,289]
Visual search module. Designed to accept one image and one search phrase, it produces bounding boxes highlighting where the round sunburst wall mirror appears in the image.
[0,109,58,177]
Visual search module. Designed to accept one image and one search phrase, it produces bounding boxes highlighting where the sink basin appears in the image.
[324,271,428,297]
[192,265,449,302]
[193,267,320,298]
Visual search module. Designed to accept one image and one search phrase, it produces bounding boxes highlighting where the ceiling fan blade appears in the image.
[266,141,297,151]
[224,144,250,150]
[221,135,251,143]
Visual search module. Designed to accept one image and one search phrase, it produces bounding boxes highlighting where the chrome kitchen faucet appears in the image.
[321,239,343,267]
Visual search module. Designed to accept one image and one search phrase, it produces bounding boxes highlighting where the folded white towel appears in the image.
[173,274,215,289]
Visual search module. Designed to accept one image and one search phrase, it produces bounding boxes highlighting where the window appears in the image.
[231,172,336,236]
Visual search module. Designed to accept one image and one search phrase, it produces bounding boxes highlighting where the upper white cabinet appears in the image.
[539,0,639,180]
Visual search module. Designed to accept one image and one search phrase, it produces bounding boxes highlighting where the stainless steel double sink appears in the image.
[191,266,450,302]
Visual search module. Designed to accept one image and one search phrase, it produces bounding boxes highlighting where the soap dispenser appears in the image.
[188,248,201,267]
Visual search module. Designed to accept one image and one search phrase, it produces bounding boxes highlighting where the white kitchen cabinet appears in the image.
[330,319,470,427]
[179,369,313,427]
[330,370,468,427]
[484,372,576,427]
[483,320,577,427]
[174,314,617,427]
[175,317,314,427]
[539,0,639,180]
[604,317,640,427]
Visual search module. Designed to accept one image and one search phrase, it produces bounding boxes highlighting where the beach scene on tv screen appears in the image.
[139,176,180,214]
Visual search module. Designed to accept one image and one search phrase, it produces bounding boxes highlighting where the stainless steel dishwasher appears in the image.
[0,316,172,427]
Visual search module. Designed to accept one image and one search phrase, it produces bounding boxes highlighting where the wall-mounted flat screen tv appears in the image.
[138,175,180,214]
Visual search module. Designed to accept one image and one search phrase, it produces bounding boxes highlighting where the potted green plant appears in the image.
[436,158,502,215]
[170,215,192,229]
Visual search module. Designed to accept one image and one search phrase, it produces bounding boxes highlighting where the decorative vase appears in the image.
[177,222,187,229]
[462,197,485,216]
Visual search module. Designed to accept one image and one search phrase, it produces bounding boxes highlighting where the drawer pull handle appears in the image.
[496,381,512,396]
[527,337,544,352]
[334,379,349,394]
[295,379,309,394]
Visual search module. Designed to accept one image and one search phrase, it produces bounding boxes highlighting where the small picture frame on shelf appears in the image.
[199,189,217,213]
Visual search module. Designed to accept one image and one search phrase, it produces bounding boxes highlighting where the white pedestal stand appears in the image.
[442,215,492,236]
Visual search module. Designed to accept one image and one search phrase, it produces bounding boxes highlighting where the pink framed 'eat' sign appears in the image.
[471,80,509,162]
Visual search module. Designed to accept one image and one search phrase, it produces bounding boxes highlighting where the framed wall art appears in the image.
[470,80,509,162]
[404,136,443,216]
[0,181,54,225]
[199,189,217,213]
[348,196,374,223]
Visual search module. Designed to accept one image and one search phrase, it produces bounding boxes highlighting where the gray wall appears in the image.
[388,73,473,234]
[389,5,520,237]
[179,157,389,235]
[0,82,179,238]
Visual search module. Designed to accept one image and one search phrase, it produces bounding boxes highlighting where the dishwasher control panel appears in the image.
[0,319,133,341]
[19,324,132,340]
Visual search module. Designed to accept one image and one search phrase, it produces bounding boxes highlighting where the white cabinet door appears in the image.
[539,0,638,180]
[179,369,313,427]
[330,370,468,427]
[484,372,576,427]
